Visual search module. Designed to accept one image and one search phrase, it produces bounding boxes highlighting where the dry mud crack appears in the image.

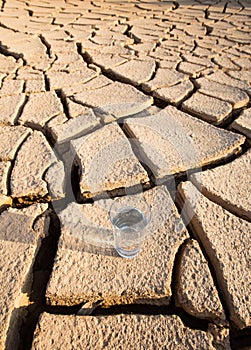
[0,0,251,349]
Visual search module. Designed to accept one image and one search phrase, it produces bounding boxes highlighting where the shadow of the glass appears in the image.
[60,229,118,257]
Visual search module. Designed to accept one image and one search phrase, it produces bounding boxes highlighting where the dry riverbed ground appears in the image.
[0,0,250,349]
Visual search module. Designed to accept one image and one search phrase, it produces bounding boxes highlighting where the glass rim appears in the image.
[109,194,152,225]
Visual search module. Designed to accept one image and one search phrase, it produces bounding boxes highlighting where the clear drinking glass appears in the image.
[109,195,151,259]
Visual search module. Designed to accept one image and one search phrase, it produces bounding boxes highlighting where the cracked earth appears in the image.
[0,0,250,349]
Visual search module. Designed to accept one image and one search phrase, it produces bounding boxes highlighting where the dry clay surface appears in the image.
[0,0,250,349]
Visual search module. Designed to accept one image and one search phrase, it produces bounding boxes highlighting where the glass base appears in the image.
[116,247,141,259]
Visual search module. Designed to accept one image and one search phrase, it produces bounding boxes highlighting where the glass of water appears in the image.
[109,195,151,259]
